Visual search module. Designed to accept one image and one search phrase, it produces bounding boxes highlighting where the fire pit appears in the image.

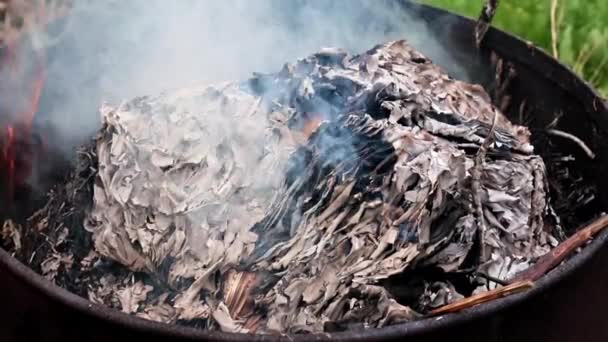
[1,1,607,341]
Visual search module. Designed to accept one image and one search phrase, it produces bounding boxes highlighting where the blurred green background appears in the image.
[423,0,608,96]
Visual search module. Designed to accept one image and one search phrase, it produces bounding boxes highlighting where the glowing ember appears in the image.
[300,113,326,139]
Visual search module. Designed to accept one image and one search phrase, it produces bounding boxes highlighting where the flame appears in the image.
[1,40,46,202]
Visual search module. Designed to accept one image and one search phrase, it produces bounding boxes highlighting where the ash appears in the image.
[6,40,559,334]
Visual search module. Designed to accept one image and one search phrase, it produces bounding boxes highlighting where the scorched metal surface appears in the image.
[1,1,608,341]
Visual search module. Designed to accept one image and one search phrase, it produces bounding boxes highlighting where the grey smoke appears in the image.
[27,0,465,153]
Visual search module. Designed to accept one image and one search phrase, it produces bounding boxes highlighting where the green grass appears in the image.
[422,0,608,96]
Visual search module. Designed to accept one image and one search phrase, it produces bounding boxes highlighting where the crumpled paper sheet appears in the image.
[85,40,557,333]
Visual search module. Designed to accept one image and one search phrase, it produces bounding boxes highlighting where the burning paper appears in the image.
[78,40,557,333]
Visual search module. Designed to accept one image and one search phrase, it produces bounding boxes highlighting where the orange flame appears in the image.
[1,41,46,202]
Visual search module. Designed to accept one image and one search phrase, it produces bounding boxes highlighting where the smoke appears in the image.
[0,1,474,298]
[20,0,466,154]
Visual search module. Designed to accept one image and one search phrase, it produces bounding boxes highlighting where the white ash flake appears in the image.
[80,250,98,271]
[136,293,177,324]
[115,280,154,314]
[1,219,22,253]
[41,253,74,282]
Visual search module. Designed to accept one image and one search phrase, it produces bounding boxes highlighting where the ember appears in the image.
[1,35,606,336]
